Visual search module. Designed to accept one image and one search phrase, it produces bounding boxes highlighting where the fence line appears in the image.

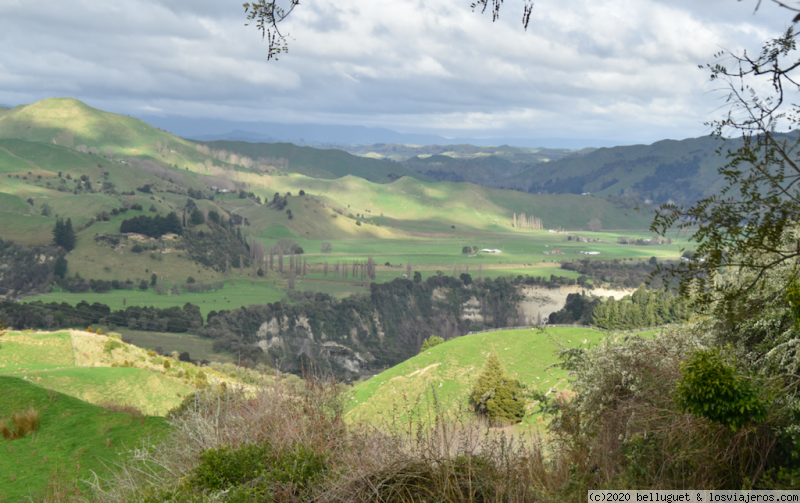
[467,324,673,336]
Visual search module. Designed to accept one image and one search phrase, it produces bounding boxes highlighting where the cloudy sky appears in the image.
[0,0,792,143]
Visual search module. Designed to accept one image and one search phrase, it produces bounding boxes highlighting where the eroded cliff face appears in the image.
[203,276,626,377]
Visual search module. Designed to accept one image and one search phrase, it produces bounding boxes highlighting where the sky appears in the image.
[0,0,793,144]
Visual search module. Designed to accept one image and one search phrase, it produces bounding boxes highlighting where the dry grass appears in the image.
[97,401,144,423]
[86,378,566,503]
[0,406,40,440]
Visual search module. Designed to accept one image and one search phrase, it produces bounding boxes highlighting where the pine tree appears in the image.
[52,218,76,251]
[53,256,68,278]
[471,353,525,424]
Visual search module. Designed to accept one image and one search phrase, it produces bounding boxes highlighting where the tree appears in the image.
[139,279,149,290]
[652,4,800,310]
[470,352,525,424]
[53,256,68,279]
[244,0,530,61]
[150,273,158,287]
[462,246,471,254]
[588,218,602,232]
[320,242,332,253]
[420,335,444,353]
[52,218,76,251]
[189,207,205,225]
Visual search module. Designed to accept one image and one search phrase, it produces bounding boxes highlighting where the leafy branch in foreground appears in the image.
[652,20,800,310]
[243,0,299,61]
[244,0,535,61]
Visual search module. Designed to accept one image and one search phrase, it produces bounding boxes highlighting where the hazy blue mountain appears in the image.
[137,114,622,149]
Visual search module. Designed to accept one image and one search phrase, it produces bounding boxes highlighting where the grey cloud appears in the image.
[0,0,789,143]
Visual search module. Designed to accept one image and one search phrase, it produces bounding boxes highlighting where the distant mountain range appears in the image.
[136,115,623,149]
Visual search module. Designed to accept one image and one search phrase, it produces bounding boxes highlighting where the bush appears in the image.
[1,407,40,440]
[104,339,123,353]
[675,349,767,431]
[420,335,444,352]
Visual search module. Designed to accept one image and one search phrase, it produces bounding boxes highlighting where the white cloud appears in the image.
[0,0,793,142]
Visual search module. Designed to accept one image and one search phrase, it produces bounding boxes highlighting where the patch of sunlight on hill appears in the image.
[0,330,255,416]
[346,327,629,430]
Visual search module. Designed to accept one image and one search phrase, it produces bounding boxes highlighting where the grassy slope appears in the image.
[198,140,427,183]
[346,327,660,430]
[507,136,733,198]
[0,330,249,416]
[0,98,212,171]
[402,154,522,181]
[0,376,168,502]
[257,174,654,232]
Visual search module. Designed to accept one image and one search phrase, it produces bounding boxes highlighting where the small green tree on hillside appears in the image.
[471,353,525,425]
[189,207,205,225]
[53,256,68,279]
[52,218,76,251]
[420,335,444,353]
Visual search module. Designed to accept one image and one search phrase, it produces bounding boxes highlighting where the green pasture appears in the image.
[0,376,168,502]
[257,173,656,232]
[0,211,57,245]
[0,331,75,373]
[25,278,285,319]
[23,366,193,416]
[346,326,663,430]
[113,329,236,364]
[0,331,194,416]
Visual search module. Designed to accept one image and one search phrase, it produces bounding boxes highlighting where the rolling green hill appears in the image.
[402,154,525,186]
[0,330,260,415]
[0,376,169,502]
[345,326,661,430]
[388,134,793,206]
[252,173,653,233]
[198,140,428,183]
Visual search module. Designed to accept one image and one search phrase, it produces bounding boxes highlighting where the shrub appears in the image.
[1,407,40,440]
[420,335,444,353]
[675,349,767,431]
[99,401,145,422]
[104,339,123,354]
